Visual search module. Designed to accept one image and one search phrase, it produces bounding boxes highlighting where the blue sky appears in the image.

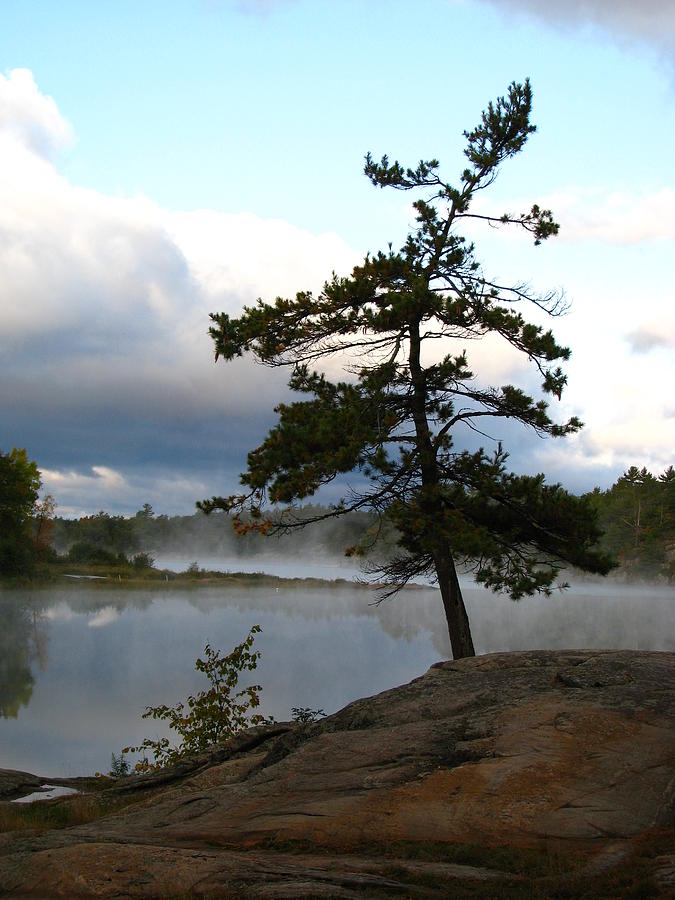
[0,0,673,516]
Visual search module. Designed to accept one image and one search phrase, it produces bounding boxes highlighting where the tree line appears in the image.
[23,466,675,582]
[49,502,379,566]
[2,447,674,582]
[587,466,675,581]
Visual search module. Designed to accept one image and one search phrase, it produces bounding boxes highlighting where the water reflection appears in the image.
[0,578,672,776]
[0,597,49,718]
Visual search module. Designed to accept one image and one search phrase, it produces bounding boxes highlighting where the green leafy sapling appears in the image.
[125,625,268,771]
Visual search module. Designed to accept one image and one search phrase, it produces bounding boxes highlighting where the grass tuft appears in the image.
[0,790,141,834]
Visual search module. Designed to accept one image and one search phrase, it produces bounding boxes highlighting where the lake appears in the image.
[1,568,673,777]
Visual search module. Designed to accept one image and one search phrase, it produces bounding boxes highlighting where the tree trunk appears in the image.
[434,550,475,659]
[406,320,475,659]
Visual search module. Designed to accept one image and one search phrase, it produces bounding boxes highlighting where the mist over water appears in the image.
[155,552,674,655]
[153,553,361,582]
[462,578,673,657]
[0,570,672,777]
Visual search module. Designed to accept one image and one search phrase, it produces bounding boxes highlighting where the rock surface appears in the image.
[0,771,44,802]
[1,649,673,897]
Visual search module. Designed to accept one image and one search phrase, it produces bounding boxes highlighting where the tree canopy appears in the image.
[200,80,614,658]
[588,465,675,580]
[0,448,42,577]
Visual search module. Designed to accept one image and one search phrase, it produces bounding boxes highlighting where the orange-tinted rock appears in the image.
[1,649,673,897]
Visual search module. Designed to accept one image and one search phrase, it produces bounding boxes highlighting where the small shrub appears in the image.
[109,751,130,777]
[125,625,267,771]
[67,541,121,565]
[291,707,326,724]
[131,552,154,571]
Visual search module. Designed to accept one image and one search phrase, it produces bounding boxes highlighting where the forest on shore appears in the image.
[46,465,675,583]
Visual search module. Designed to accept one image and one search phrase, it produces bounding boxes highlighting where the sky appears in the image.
[0,0,673,518]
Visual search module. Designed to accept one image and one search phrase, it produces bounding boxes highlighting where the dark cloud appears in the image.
[0,66,360,516]
[1,350,289,515]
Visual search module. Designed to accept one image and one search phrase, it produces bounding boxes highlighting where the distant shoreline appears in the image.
[0,565,385,591]
[1,561,670,591]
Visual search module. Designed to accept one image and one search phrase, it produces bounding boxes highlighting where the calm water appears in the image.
[1,571,673,777]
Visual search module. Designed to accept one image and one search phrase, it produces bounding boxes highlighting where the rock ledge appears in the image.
[1,649,673,897]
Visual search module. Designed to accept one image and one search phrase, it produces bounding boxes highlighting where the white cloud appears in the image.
[41,466,132,516]
[582,417,675,464]
[90,466,127,490]
[472,0,675,53]
[526,402,675,489]
[548,187,675,244]
[0,68,73,159]
[626,322,675,353]
[163,209,356,320]
[468,187,675,246]
[0,147,194,347]
[557,336,675,478]
[0,79,357,362]
[40,464,218,518]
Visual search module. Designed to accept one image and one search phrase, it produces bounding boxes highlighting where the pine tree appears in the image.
[591,465,675,579]
[200,80,613,658]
